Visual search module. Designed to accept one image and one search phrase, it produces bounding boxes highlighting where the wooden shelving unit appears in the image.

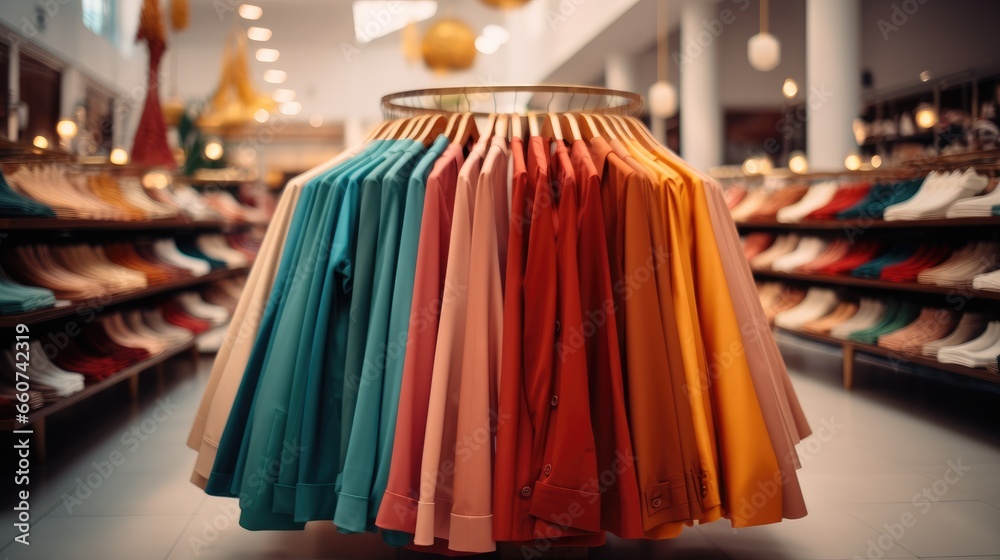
[0,217,261,232]
[1,341,199,461]
[775,327,998,389]
[736,217,1000,231]
[753,270,1000,302]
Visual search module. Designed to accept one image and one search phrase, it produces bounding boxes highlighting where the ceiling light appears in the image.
[263,69,286,84]
[309,114,324,127]
[109,148,128,165]
[272,89,296,103]
[353,1,438,44]
[254,108,270,123]
[256,48,280,62]
[919,70,932,82]
[915,103,938,128]
[33,136,49,149]
[788,151,808,174]
[279,101,302,116]
[204,141,224,161]
[748,32,780,71]
[238,4,262,20]
[247,27,272,41]
[482,24,510,44]
[648,81,677,118]
[475,35,500,54]
[844,154,862,171]
[852,118,868,145]
[781,78,798,99]
[870,154,883,169]
[56,118,78,138]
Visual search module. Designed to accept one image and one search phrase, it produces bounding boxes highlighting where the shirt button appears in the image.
[550,395,559,407]
[543,464,552,476]
[651,498,662,509]
[520,486,532,498]
[701,485,709,497]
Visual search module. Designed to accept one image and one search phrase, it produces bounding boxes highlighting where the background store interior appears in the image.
[3,1,1000,559]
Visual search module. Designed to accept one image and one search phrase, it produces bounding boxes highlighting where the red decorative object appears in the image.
[130,0,175,168]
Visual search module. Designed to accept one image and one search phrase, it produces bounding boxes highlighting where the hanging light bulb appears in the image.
[56,118,78,139]
[781,78,798,99]
[204,140,224,161]
[852,117,868,145]
[870,154,883,168]
[915,103,938,129]
[110,148,129,165]
[844,153,862,171]
[33,136,49,149]
[748,0,780,71]
[649,0,678,118]
[788,151,808,174]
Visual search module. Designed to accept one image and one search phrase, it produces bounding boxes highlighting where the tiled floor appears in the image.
[2,333,999,560]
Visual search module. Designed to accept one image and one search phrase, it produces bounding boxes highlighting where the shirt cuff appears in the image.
[333,491,370,533]
[448,513,496,553]
[376,489,418,534]
[527,480,602,534]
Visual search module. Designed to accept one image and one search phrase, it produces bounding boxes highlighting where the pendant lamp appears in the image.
[748,0,780,72]
[648,0,677,118]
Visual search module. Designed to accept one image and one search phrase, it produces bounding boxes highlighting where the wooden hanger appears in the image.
[475,113,498,151]
[511,112,523,142]
[619,115,661,154]
[417,115,448,146]
[443,113,461,137]
[451,112,481,148]
[540,112,563,141]
[559,113,582,142]
[495,113,509,141]
[576,113,600,141]
[398,115,428,139]
[528,113,540,137]
[589,113,619,141]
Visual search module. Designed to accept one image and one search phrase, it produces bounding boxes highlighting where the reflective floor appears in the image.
[2,333,999,560]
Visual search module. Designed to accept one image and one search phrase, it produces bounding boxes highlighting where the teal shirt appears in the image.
[334,138,440,533]
[204,141,383,531]
[337,140,416,492]
[290,141,399,522]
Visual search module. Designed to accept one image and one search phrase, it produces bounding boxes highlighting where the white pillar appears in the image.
[605,53,636,93]
[680,0,721,171]
[60,67,85,118]
[807,0,860,171]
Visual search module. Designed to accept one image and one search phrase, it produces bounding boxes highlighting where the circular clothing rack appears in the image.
[380,85,645,119]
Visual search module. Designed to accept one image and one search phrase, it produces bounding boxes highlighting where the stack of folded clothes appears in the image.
[922,313,988,358]
[917,241,999,287]
[772,237,829,272]
[805,182,872,220]
[774,287,839,330]
[945,180,1000,218]
[937,321,1000,368]
[776,181,840,223]
[741,232,775,261]
[877,308,960,354]
[836,179,923,220]
[0,266,57,314]
[750,234,801,270]
[0,170,55,217]
[884,170,988,221]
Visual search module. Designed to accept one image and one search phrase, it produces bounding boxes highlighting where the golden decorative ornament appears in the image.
[421,18,476,73]
[200,30,276,127]
[480,0,532,8]
[170,0,189,31]
[401,21,421,64]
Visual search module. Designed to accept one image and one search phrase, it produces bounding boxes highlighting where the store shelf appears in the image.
[0,266,250,328]
[0,217,261,232]
[0,339,195,432]
[735,217,1000,230]
[752,269,1000,301]
[776,326,999,386]
[861,132,935,147]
